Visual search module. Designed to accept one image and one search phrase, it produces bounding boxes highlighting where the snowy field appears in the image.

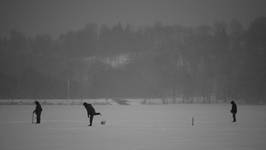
[0,104,266,150]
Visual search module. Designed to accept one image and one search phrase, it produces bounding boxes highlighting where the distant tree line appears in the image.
[0,17,266,103]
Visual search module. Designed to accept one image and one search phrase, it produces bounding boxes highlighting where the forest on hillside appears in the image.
[0,17,266,103]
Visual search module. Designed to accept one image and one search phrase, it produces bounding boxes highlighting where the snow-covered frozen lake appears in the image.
[0,104,266,150]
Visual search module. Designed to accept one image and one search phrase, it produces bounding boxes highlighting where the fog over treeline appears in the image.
[0,17,266,103]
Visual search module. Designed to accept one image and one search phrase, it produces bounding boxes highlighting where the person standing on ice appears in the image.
[230,100,237,122]
[83,102,101,126]
[33,101,43,124]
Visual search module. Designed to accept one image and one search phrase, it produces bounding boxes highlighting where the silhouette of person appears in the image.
[83,102,101,126]
[33,101,42,124]
[230,100,237,122]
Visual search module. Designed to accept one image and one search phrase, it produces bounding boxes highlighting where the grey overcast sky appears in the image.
[0,0,265,37]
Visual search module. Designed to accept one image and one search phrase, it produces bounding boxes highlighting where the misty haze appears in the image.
[1,18,266,104]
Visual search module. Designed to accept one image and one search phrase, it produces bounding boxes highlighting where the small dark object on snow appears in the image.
[101,120,106,125]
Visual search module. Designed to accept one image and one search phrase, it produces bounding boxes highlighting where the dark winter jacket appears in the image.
[33,101,42,114]
[83,103,96,117]
[230,101,237,114]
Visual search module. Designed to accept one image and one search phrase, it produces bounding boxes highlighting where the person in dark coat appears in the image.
[33,101,43,124]
[230,100,237,122]
[83,102,101,126]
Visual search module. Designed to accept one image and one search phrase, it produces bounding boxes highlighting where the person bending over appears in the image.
[83,102,101,126]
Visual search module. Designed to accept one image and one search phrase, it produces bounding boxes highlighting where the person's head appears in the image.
[230,100,235,104]
[83,102,87,106]
[34,101,40,105]
[83,102,92,107]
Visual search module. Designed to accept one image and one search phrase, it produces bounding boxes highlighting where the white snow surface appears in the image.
[0,104,266,150]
